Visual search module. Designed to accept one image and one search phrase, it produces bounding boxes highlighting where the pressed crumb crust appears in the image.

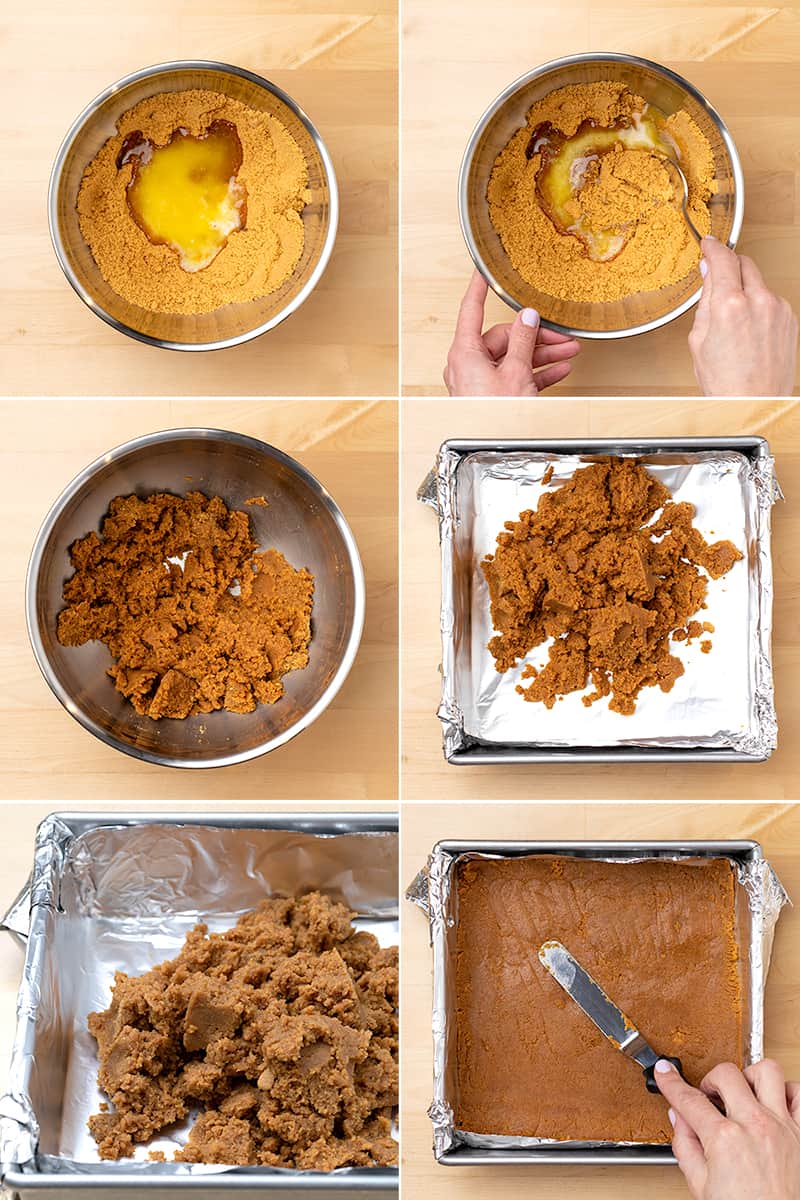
[453,856,742,1144]
[88,894,398,1168]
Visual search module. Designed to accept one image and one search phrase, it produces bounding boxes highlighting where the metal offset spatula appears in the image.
[539,939,683,1093]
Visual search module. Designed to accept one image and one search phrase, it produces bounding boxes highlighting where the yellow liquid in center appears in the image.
[530,107,678,261]
[119,121,247,272]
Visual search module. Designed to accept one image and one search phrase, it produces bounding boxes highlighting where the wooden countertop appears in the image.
[402,0,800,395]
[0,398,398,800]
[402,801,800,1200]
[0,0,397,396]
[402,398,800,801]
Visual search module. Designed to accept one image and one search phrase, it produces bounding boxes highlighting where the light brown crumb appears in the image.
[487,81,714,303]
[87,895,398,1168]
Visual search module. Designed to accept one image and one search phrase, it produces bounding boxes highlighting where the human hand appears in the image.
[689,237,798,396]
[654,1057,800,1199]
[443,271,580,396]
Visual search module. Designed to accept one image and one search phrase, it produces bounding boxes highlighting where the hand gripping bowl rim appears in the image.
[24,427,366,769]
[47,60,339,352]
[457,51,745,339]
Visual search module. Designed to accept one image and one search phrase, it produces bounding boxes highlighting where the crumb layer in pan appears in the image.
[453,855,742,1143]
[88,893,399,1169]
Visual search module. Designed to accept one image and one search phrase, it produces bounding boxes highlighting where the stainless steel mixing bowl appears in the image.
[459,53,744,338]
[26,430,365,768]
[49,61,338,350]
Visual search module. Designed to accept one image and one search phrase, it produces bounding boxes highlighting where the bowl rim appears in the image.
[458,51,745,339]
[48,60,340,352]
[25,427,366,769]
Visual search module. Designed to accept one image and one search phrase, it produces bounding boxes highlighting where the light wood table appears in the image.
[402,801,800,1200]
[0,800,396,1120]
[402,0,800,395]
[0,0,397,396]
[0,398,398,800]
[402,398,800,801]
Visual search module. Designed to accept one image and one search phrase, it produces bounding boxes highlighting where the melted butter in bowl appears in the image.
[118,120,247,272]
[486,80,715,305]
[529,105,680,262]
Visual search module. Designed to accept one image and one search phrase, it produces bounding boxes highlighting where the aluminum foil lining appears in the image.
[1,815,399,1180]
[422,445,780,756]
[407,844,789,1158]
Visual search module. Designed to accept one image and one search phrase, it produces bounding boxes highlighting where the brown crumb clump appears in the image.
[77,89,309,315]
[481,458,742,716]
[56,491,313,719]
[87,894,398,1168]
[487,81,714,303]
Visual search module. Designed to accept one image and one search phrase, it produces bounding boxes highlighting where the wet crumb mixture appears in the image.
[88,893,399,1168]
[488,81,715,302]
[77,89,309,314]
[56,491,313,719]
[481,458,742,715]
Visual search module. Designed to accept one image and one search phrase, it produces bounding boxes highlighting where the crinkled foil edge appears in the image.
[407,846,789,1159]
[419,446,467,759]
[421,446,781,759]
[741,453,781,756]
[0,815,72,1173]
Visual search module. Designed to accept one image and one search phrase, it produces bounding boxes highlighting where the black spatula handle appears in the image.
[644,1057,684,1093]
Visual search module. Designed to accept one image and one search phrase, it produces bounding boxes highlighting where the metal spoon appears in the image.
[660,154,703,245]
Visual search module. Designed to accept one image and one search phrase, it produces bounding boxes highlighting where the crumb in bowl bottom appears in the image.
[77,88,310,315]
[487,81,715,303]
[56,491,314,720]
[88,893,399,1167]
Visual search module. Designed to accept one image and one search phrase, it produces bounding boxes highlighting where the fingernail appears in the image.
[699,259,708,279]
[668,1108,676,1127]
[655,1059,675,1074]
[521,308,540,327]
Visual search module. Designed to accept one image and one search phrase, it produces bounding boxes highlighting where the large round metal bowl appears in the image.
[459,53,744,338]
[26,429,365,768]
[48,61,338,351]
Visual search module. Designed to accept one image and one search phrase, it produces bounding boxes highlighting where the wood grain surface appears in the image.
[402,397,800,800]
[402,0,800,395]
[402,801,800,1200]
[0,0,397,396]
[0,800,396,1103]
[0,398,398,800]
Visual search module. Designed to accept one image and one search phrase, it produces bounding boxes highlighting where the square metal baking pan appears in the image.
[408,838,787,1166]
[0,811,399,1200]
[419,435,779,764]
